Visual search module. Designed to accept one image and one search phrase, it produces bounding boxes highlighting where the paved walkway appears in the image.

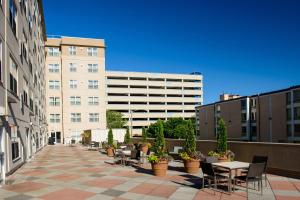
[0,145,299,200]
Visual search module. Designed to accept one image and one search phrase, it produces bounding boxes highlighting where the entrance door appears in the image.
[56,132,61,143]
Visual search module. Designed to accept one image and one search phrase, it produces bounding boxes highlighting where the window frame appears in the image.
[69,80,77,89]
[69,46,76,56]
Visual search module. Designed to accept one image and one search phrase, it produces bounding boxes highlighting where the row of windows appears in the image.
[48,47,98,57]
[107,85,202,90]
[49,96,99,106]
[49,113,99,123]
[287,107,300,121]
[49,80,99,89]
[48,63,99,73]
[107,76,202,83]
[286,90,300,104]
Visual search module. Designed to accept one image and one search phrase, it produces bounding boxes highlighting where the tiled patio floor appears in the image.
[0,145,299,200]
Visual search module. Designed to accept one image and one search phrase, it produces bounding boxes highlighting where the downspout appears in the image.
[258,94,261,141]
[60,48,64,144]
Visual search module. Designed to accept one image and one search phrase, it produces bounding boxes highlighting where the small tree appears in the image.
[108,128,114,147]
[153,120,166,157]
[184,120,196,155]
[106,110,127,129]
[124,126,131,144]
[142,127,147,143]
[217,118,227,154]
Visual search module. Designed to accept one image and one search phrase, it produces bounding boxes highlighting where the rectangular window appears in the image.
[294,90,300,103]
[287,124,292,137]
[87,47,97,56]
[49,97,60,106]
[48,47,59,56]
[69,46,76,55]
[89,113,99,122]
[69,80,77,89]
[251,112,256,122]
[0,40,2,82]
[287,108,291,121]
[71,113,81,122]
[286,92,291,105]
[88,64,98,73]
[10,57,18,94]
[48,64,59,73]
[9,0,17,37]
[295,124,300,137]
[294,107,300,120]
[70,96,81,105]
[49,80,60,89]
[11,141,19,161]
[241,113,247,122]
[88,80,98,89]
[241,99,247,110]
[22,78,28,106]
[50,114,60,123]
[69,63,77,72]
[88,96,99,105]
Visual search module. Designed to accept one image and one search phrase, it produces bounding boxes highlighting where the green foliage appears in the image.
[216,118,228,154]
[108,128,114,147]
[147,154,159,163]
[106,110,127,129]
[124,127,131,144]
[184,120,196,155]
[141,127,147,143]
[208,151,220,157]
[153,120,166,157]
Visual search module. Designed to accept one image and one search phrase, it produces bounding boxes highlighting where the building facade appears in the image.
[106,71,203,135]
[196,85,300,143]
[0,0,47,181]
[45,37,106,143]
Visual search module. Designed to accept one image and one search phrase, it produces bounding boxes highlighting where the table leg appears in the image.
[229,169,232,194]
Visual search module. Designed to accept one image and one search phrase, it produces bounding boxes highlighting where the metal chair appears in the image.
[242,155,268,186]
[205,156,229,174]
[234,162,265,197]
[201,162,229,193]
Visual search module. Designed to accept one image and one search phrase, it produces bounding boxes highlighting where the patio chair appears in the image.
[242,155,268,186]
[201,162,229,194]
[233,162,265,197]
[205,156,229,174]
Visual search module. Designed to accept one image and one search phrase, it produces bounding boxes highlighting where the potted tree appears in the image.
[139,127,151,154]
[180,120,204,174]
[106,128,114,157]
[148,120,169,176]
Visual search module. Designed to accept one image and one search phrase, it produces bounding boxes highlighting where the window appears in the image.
[241,126,247,137]
[48,64,59,73]
[70,96,81,105]
[87,47,97,56]
[71,113,81,122]
[241,99,247,110]
[11,141,19,161]
[69,63,77,72]
[69,80,77,89]
[88,80,98,89]
[9,0,17,37]
[22,78,28,106]
[69,46,76,55]
[10,57,18,94]
[295,124,300,137]
[50,114,60,123]
[88,64,98,73]
[286,92,291,104]
[49,97,60,106]
[287,108,291,121]
[0,40,2,82]
[251,112,256,122]
[48,47,59,56]
[49,80,60,89]
[89,113,99,122]
[294,90,300,103]
[241,113,247,122]
[250,99,256,107]
[88,96,99,105]
[294,107,300,120]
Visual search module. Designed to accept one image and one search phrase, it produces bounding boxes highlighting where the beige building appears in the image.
[45,37,106,143]
[0,0,47,181]
[196,85,300,143]
[220,93,241,101]
[106,71,203,135]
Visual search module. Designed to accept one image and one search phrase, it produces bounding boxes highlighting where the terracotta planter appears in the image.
[107,147,114,157]
[151,160,168,177]
[140,145,149,154]
[218,156,229,162]
[183,159,200,174]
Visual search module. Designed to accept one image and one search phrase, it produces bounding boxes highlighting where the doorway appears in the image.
[50,132,61,143]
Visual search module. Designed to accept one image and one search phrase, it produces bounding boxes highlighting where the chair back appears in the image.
[252,155,268,171]
[247,163,265,178]
[205,156,218,163]
[201,162,215,177]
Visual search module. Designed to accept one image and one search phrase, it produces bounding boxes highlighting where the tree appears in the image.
[142,127,147,143]
[217,118,227,154]
[184,120,196,155]
[108,128,114,147]
[106,110,126,129]
[153,120,166,156]
[124,127,131,144]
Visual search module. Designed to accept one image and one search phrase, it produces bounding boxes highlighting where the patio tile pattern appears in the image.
[0,144,299,200]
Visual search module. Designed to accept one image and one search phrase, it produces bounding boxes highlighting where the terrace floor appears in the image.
[0,145,299,200]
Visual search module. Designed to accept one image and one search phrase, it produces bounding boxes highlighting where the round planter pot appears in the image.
[218,156,229,162]
[151,161,168,177]
[140,145,148,154]
[107,147,114,157]
[183,159,200,174]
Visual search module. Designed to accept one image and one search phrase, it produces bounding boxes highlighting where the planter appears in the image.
[183,159,200,174]
[151,160,168,177]
[106,147,114,157]
[140,145,149,154]
[218,156,229,162]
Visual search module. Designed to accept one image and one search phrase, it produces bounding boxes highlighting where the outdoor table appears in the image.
[212,161,250,193]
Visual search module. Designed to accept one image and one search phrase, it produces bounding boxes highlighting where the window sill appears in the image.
[12,156,21,163]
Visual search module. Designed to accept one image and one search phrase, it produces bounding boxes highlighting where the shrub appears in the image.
[217,118,227,155]
[124,127,131,144]
[108,128,114,147]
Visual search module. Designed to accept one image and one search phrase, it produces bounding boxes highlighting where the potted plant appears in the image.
[179,120,204,174]
[148,120,169,176]
[139,127,151,154]
[124,126,132,145]
[106,128,114,157]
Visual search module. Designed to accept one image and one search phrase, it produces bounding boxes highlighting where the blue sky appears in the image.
[43,0,300,104]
